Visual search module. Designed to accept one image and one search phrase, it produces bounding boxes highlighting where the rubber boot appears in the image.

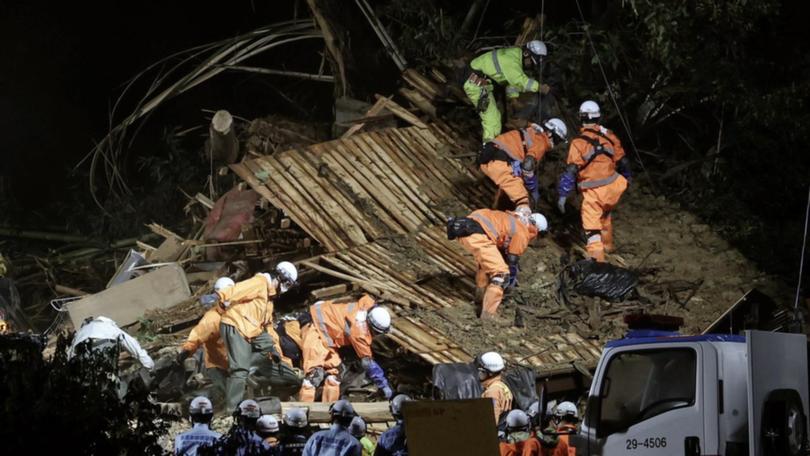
[586,235,606,262]
[322,376,341,402]
[481,284,504,318]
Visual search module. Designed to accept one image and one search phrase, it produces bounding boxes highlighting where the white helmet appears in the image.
[526,40,548,57]
[477,351,505,374]
[506,409,530,430]
[554,401,579,419]
[237,399,262,419]
[283,407,308,428]
[189,396,214,415]
[275,261,298,293]
[257,415,280,434]
[579,100,601,122]
[214,277,235,292]
[349,416,367,438]
[390,394,413,419]
[368,306,392,334]
[543,118,568,143]
[527,401,540,418]
[529,213,548,232]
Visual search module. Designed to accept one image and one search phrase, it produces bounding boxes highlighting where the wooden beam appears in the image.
[224,65,335,83]
[341,96,391,138]
[305,0,348,96]
[281,401,393,423]
[373,94,427,129]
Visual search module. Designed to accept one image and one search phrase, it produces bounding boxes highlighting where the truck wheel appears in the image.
[762,389,806,456]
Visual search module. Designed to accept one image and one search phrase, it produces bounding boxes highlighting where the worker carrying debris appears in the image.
[464,40,550,141]
[448,209,548,319]
[177,277,233,401]
[557,100,631,262]
[70,315,154,369]
[199,262,302,410]
[477,352,513,424]
[298,294,394,402]
[479,119,568,212]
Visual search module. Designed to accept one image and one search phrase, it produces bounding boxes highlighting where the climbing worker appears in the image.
[374,394,412,456]
[557,100,631,262]
[499,410,542,456]
[479,119,568,211]
[552,402,579,456]
[299,294,394,402]
[448,209,548,319]
[349,416,376,456]
[199,262,303,410]
[464,40,550,141]
[302,399,362,456]
[477,351,513,425]
[280,407,312,456]
[174,396,221,455]
[257,415,282,451]
[177,277,234,400]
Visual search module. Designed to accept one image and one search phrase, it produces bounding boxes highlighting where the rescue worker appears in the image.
[557,101,631,262]
[177,277,234,400]
[302,399,362,456]
[465,40,550,141]
[215,399,270,455]
[499,410,542,456]
[174,396,221,455]
[477,352,512,424]
[374,394,411,456]
[349,416,376,456]
[449,209,548,318]
[70,315,154,369]
[280,407,311,456]
[551,402,578,456]
[479,119,568,212]
[257,415,282,451]
[299,294,394,402]
[200,262,303,410]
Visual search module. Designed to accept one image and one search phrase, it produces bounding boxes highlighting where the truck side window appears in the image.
[596,348,696,437]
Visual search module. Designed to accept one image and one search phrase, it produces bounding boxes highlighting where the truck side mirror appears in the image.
[684,436,701,456]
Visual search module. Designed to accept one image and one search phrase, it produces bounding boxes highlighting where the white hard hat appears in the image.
[526,40,547,57]
[527,400,540,418]
[237,399,262,419]
[506,409,530,430]
[368,306,392,334]
[257,415,280,434]
[214,277,235,292]
[283,407,308,428]
[189,396,213,415]
[390,394,412,419]
[477,351,505,374]
[529,213,548,232]
[554,401,579,418]
[543,118,568,142]
[349,416,367,438]
[329,399,356,418]
[275,261,298,293]
[579,100,601,121]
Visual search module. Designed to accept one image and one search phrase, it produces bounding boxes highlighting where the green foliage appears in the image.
[0,333,170,454]
[378,0,462,67]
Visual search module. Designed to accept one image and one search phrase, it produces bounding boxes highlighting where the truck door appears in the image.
[746,330,809,456]
[581,344,706,455]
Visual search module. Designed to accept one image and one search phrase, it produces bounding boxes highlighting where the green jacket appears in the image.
[470,47,540,98]
[360,436,376,456]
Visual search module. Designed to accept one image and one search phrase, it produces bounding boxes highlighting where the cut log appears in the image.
[281,401,392,423]
[207,110,240,164]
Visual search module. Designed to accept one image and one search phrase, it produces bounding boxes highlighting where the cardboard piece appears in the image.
[403,399,500,456]
[67,264,190,328]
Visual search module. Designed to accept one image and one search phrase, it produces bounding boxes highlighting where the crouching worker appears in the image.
[175,396,221,455]
[499,410,542,456]
[199,262,303,410]
[479,120,567,212]
[299,294,394,402]
[448,209,548,319]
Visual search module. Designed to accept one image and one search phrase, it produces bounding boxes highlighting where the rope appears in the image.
[572,0,659,195]
[794,185,810,311]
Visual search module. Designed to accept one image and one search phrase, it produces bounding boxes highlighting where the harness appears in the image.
[574,128,620,190]
[312,300,358,348]
[481,129,532,165]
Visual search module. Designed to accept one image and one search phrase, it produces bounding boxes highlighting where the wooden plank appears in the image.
[336,251,432,308]
[281,401,392,423]
[341,96,390,139]
[399,87,437,118]
[310,283,354,300]
[373,94,428,129]
[375,130,447,204]
[66,264,191,328]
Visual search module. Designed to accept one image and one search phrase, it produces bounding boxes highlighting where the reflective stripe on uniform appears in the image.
[344,302,357,340]
[587,233,602,244]
[313,302,335,347]
[470,214,498,242]
[578,172,619,190]
[491,51,503,76]
[521,129,533,149]
[491,139,522,161]
[525,78,538,91]
[582,145,615,162]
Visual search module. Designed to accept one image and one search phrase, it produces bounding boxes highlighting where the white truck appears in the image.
[566,328,808,456]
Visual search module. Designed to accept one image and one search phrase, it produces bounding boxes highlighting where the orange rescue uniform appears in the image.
[481,128,552,208]
[482,374,513,424]
[181,307,228,370]
[458,209,537,317]
[216,274,284,357]
[500,436,543,456]
[557,424,577,456]
[566,126,628,261]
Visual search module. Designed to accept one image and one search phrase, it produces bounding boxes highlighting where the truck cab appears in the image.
[571,329,808,456]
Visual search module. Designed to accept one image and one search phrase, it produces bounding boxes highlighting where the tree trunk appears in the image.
[207,110,239,164]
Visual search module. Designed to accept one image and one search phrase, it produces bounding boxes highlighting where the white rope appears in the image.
[795,185,810,311]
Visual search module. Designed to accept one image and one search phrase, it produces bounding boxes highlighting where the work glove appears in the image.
[557,196,567,214]
[382,385,394,400]
[175,348,190,365]
[511,160,523,177]
[199,293,219,309]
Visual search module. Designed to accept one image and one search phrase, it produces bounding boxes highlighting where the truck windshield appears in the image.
[596,348,696,436]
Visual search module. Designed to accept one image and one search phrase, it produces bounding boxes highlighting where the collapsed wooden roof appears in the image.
[231,95,603,375]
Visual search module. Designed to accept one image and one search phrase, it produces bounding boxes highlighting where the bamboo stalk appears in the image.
[224,65,335,82]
